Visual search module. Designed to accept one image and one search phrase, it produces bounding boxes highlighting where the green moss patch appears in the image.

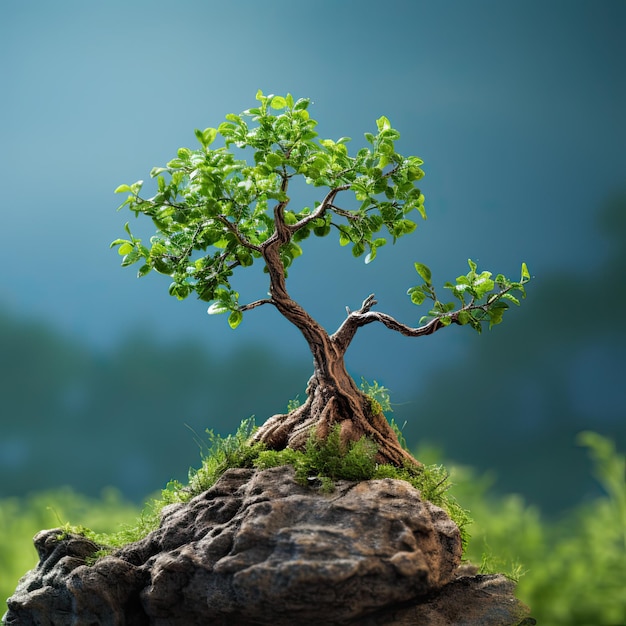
[70,418,471,558]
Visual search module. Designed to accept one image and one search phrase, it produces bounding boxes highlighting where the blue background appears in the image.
[1,0,624,512]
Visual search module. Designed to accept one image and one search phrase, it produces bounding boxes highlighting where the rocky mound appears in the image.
[3,465,531,625]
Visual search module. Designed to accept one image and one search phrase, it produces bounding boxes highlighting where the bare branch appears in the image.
[291,185,351,233]
[268,173,292,245]
[239,298,275,312]
[331,294,463,354]
[327,205,357,219]
[381,163,402,179]
[350,309,459,338]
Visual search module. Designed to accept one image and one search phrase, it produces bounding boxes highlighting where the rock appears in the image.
[3,466,531,625]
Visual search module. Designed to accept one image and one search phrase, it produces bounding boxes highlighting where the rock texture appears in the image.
[3,466,531,625]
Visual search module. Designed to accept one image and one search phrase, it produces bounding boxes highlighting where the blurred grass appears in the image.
[449,431,626,625]
[1,488,141,608]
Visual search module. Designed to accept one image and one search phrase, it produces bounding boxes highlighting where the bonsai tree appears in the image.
[112,90,530,468]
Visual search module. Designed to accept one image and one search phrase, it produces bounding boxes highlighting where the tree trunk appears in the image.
[252,205,419,468]
[252,348,418,468]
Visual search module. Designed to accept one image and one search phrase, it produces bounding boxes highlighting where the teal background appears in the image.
[1,0,624,512]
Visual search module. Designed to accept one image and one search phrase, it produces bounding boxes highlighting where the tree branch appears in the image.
[291,185,351,233]
[214,216,262,252]
[239,298,275,312]
[331,294,463,354]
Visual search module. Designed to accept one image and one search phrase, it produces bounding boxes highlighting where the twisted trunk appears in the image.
[252,356,417,467]
[252,211,417,467]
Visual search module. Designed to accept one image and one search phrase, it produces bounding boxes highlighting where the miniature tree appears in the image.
[112,91,530,468]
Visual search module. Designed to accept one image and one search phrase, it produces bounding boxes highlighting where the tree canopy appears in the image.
[112,90,528,332]
[112,90,530,466]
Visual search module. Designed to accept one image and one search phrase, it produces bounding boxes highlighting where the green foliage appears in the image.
[112,90,427,321]
[407,259,531,332]
[255,424,471,547]
[296,425,379,485]
[456,432,626,625]
[184,417,262,498]
[359,377,393,414]
[286,394,301,412]
[389,417,409,452]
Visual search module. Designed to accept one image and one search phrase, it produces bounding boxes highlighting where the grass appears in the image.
[66,416,471,558]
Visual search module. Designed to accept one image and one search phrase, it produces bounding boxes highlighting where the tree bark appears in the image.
[252,223,416,465]
[252,356,418,467]
[249,189,420,467]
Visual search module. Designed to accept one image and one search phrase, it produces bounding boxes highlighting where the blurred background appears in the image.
[1,1,625,619]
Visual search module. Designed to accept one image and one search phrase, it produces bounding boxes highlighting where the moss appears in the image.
[294,425,378,483]
[67,417,471,558]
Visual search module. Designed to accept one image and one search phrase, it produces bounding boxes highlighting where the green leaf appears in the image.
[293,227,311,242]
[521,262,531,281]
[270,96,287,110]
[228,310,243,329]
[117,242,133,255]
[472,272,495,299]
[407,287,426,306]
[313,223,331,237]
[137,264,151,278]
[376,116,391,132]
[352,242,365,257]
[217,121,235,136]
[195,127,217,148]
[121,248,141,266]
[488,307,506,328]
[364,247,376,264]
[293,97,309,111]
[203,127,217,146]
[265,153,282,168]
[339,231,351,246]
[237,251,254,267]
[414,262,432,284]
[207,302,228,315]
[114,184,132,194]
[168,282,192,300]
[401,219,416,234]
[501,293,520,306]
[457,310,470,325]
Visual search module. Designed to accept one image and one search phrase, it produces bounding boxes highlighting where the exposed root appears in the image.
[253,377,419,468]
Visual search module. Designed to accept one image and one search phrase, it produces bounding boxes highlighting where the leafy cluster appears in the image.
[407,259,531,332]
[112,90,426,328]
